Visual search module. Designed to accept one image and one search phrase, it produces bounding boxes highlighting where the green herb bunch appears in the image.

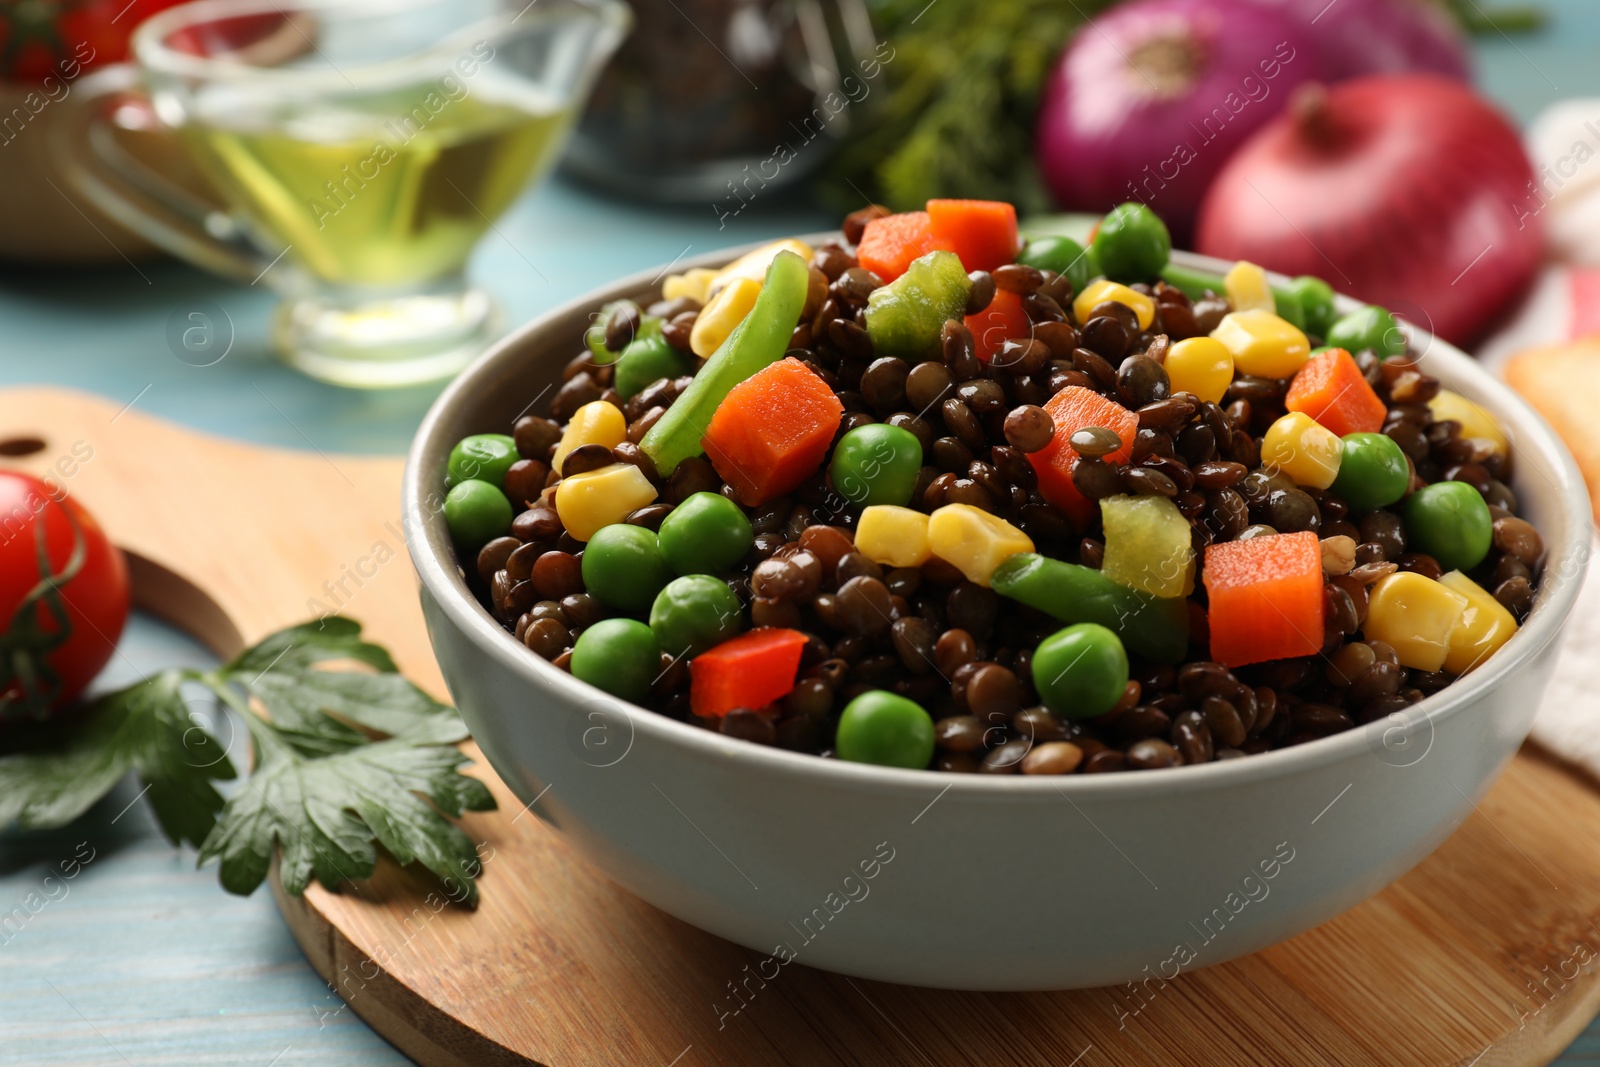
[0,619,496,905]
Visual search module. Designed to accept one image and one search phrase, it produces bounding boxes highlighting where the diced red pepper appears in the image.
[1285,347,1387,437]
[702,357,843,506]
[856,211,945,282]
[965,289,1031,363]
[690,628,808,717]
[1026,386,1138,528]
[926,199,1020,274]
[1202,532,1325,668]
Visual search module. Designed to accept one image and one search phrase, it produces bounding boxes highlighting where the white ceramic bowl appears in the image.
[404,245,1591,990]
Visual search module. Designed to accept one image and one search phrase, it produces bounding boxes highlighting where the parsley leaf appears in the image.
[0,617,496,904]
[199,714,493,904]
[0,671,233,845]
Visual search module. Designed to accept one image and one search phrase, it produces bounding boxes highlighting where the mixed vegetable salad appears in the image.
[441,199,1542,774]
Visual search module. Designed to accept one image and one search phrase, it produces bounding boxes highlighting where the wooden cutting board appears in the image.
[5,384,1600,1067]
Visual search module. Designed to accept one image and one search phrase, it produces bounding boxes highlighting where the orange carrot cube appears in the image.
[1203,531,1325,667]
[702,357,843,507]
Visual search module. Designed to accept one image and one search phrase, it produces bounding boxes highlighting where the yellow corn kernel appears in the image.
[926,504,1034,586]
[1364,572,1470,672]
[552,400,626,475]
[1429,389,1508,457]
[1073,279,1156,332]
[1212,309,1311,379]
[1100,495,1194,599]
[855,505,932,569]
[690,276,762,358]
[1164,337,1234,404]
[662,268,717,305]
[1225,260,1274,313]
[1261,411,1342,490]
[710,238,814,293]
[1439,571,1519,675]
[554,462,658,542]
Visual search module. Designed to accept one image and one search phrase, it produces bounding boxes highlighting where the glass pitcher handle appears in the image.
[49,65,269,285]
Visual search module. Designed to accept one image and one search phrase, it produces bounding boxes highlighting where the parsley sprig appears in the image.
[0,619,496,905]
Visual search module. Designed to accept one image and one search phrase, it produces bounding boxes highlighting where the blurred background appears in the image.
[0,0,1590,453]
[5,0,1600,1064]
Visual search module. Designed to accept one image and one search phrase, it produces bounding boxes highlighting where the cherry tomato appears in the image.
[0,471,129,721]
[0,0,189,83]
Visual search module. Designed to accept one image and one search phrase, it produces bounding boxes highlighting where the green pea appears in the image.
[1091,203,1171,283]
[1328,305,1406,360]
[1017,235,1095,296]
[1404,481,1493,572]
[443,479,511,551]
[650,575,742,658]
[581,523,674,613]
[1031,623,1128,719]
[570,618,660,703]
[829,424,922,508]
[614,334,693,401]
[1288,276,1338,338]
[657,492,754,575]
[835,690,935,769]
[1332,433,1410,513]
[447,434,519,489]
[1270,286,1306,331]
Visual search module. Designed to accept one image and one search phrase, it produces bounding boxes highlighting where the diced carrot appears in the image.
[1026,387,1138,528]
[966,290,1031,363]
[690,627,808,717]
[927,199,1020,274]
[856,211,944,282]
[1202,531,1325,668]
[702,357,843,506]
[1285,347,1387,437]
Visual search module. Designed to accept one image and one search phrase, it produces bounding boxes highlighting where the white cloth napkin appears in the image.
[1529,537,1600,773]
[1477,100,1600,780]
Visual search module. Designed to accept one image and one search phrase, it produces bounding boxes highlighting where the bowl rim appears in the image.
[404,236,1593,800]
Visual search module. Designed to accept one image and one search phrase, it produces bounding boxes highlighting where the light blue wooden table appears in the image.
[4,9,1600,1063]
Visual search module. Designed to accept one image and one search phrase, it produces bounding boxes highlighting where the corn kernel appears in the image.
[1261,412,1342,490]
[552,400,626,474]
[1429,389,1508,457]
[709,238,814,294]
[926,504,1034,586]
[1365,572,1469,672]
[1101,495,1194,599]
[856,505,932,568]
[690,276,762,358]
[1225,261,1274,313]
[554,462,658,542]
[1439,571,1519,674]
[1212,309,1311,379]
[1164,337,1234,404]
[1073,279,1155,332]
[662,268,717,305]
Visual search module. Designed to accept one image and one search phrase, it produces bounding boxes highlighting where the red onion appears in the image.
[1195,75,1542,347]
[1034,0,1331,238]
[1247,0,1471,81]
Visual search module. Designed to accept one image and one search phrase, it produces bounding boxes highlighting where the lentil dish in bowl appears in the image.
[406,201,1589,988]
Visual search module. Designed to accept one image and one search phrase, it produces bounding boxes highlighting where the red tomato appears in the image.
[0,0,188,83]
[0,472,129,721]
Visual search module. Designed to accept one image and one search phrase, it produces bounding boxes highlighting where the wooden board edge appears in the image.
[272,871,540,1067]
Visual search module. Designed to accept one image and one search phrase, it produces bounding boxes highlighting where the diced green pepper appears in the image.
[640,250,810,476]
[991,552,1189,663]
[1100,495,1194,600]
[862,250,972,361]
